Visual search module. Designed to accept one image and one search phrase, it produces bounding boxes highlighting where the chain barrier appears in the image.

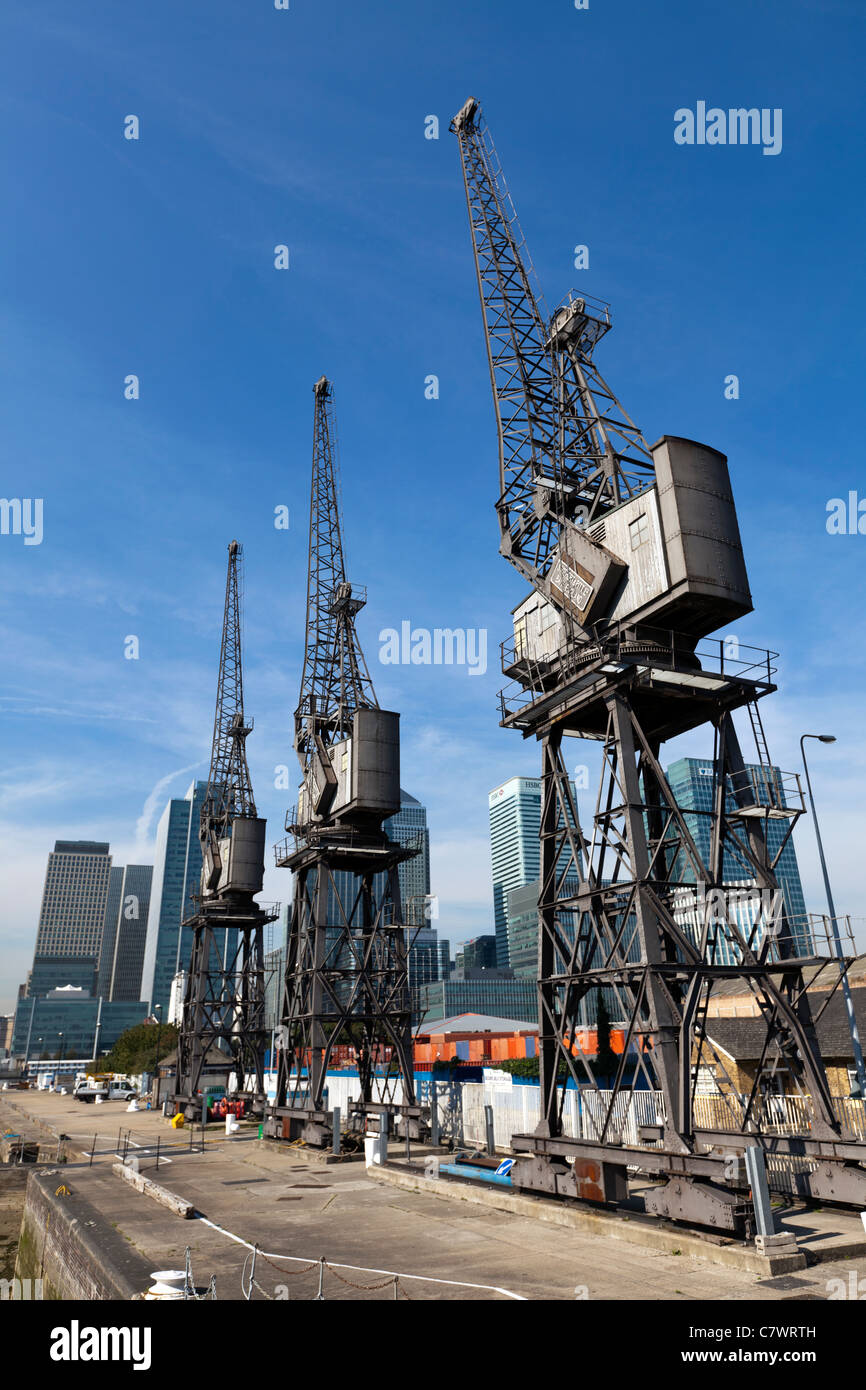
[257,1248,319,1278]
[238,1242,428,1300]
[242,1248,452,1300]
[183,1246,217,1300]
[325,1263,396,1292]
[194,1213,526,1300]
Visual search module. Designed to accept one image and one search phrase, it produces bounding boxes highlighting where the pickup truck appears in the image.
[73,1080,138,1103]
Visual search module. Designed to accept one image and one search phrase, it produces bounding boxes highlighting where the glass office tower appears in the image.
[666,757,810,962]
[140,780,212,1014]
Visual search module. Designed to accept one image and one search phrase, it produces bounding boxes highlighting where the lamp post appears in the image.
[57,1032,64,1063]
[800,733,866,1098]
[153,1006,163,1107]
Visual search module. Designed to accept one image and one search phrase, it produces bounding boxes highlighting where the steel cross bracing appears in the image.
[177,910,269,1102]
[451,97,866,1225]
[273,844,416,1129]
[450,97,654,600]
[202,540,256,872]
[509,663,866,1218]
[534,700,833,1136]
[175,541,276,1117]
[295,376,378,791]
[268,379,419,1146]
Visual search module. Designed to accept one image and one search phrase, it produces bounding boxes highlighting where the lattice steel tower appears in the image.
[451,97,866,1228]
[265,377,420,1146]
[175,541,277,1119]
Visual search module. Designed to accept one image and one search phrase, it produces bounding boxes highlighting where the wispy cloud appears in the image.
[134,762,202,853]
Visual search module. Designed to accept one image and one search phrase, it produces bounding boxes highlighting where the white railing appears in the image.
[257,1069,866,1150]
[460,1080,663,1149]
[692,1090,866,1141]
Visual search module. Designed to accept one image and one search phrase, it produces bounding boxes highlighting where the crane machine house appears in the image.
[202,814,268,896]
[296,706,401,830]
[509,434,753,685]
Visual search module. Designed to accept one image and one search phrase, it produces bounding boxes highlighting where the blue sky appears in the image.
[1,0,865,1010]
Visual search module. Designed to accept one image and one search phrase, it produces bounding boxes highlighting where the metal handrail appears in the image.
[499,625,779,718]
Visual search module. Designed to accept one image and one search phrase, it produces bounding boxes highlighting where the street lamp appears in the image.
[153,1006,163,1106]
[800,733,866,1098]
[57,1032,64,1063]
[25,1035,43,1079]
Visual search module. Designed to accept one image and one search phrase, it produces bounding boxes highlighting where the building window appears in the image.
[629,513,650,550]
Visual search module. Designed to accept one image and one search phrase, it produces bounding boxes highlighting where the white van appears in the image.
[73,1079,137,1104]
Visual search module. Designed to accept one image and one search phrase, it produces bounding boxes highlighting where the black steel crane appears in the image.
[175,541,277,1120]
[451,97,866,1227]
[265,378,420,1148]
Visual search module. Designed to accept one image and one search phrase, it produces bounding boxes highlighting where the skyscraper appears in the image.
[140,780,209,1013]
[384,789,431,913]
[505,875,611,1022]
[383,790,449,1005]
[96,867,124,998]
[504,883,540,978]
[665,757,810,961]
[29,841,113,997]
[489,777,541,967]
[12,840,150,1059]
[322,788,447,1014]
[489,776,579,969]
[107,865,154,1001]
[498,756,810,992]
[456,935,497,974]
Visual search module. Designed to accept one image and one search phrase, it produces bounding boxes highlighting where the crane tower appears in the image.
[175,541,277,1119]
[264,377,420,1147]
[451,97,866,1229]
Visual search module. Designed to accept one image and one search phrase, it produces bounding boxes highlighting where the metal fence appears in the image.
[105,1124,205,1170]
[460,1082,663,1149]
[692,1091,866,1141]
[319,1071,866,1151]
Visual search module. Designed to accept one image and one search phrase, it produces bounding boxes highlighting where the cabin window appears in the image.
[629,513,650,549]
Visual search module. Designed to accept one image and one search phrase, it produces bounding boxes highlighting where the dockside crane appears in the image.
[451,97,866,1227]
[175,541,277,1120]
[264,377,420,1148]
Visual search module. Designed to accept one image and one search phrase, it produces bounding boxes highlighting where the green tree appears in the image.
[495,1057,540,1079]
[593,991,618,1088]
[432,1052,457,1072]
[98,1021,179,1075]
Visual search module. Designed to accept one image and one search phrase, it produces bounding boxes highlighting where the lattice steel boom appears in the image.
[295,377,378,789]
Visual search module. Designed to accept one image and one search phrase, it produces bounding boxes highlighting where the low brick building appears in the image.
[700,962,866,1099]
